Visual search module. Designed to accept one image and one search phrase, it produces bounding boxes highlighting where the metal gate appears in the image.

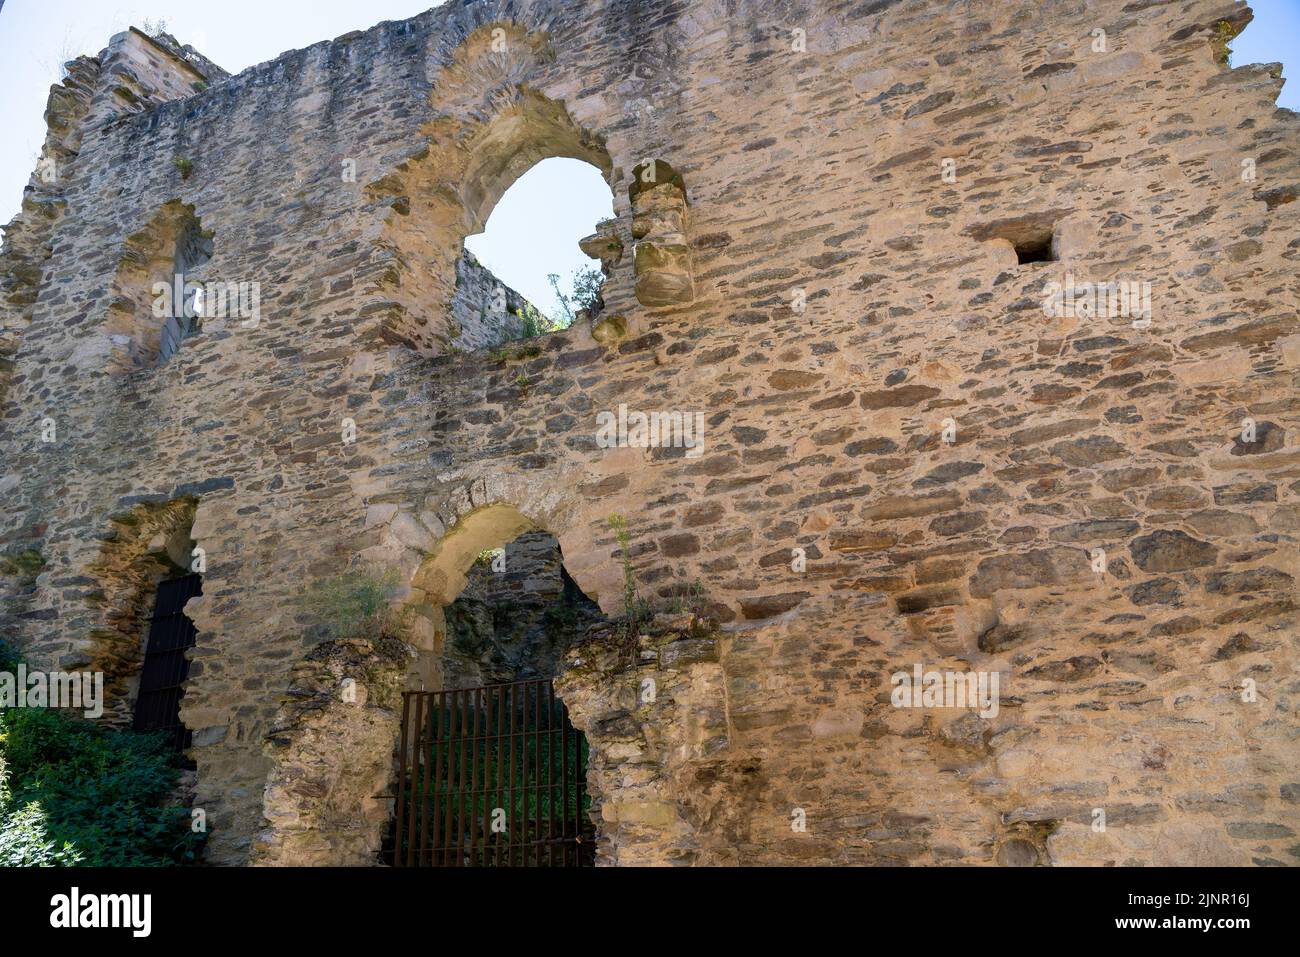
[132,573,201,751]
[394,678,595,867]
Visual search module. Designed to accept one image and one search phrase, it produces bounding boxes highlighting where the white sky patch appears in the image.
[464,157,614,322]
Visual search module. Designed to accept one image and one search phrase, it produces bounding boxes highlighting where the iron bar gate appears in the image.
[394,678,595,867]
[132,573,201,752]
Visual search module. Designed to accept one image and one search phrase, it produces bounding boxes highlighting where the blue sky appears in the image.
[0,0,1297,318]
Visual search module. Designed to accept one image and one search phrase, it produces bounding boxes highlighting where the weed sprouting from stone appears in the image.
[669,578,706,617]
[548,265,604,325]
[607,513,652,639]
[1212,19,1242,66]
[300,565,407,640]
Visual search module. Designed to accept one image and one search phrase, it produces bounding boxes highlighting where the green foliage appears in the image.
[495,304,559,347]
[0,639,20,675]
[1212,20,1240,65]
[0,802,83,866]
[302,565,406,640]
[517,303,556,339]
[173,156,194,180]
[548,266,605,326]
[0,642,198,867]
[493,268,604,345]
[570,266,605,315]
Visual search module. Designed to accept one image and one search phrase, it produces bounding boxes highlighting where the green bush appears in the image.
[0,641,198,867]
[517,302,556,339]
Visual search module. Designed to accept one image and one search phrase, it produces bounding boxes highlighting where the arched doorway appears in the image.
[391,516,610,867]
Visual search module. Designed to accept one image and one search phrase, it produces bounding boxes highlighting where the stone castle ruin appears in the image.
[1,0,1298,866]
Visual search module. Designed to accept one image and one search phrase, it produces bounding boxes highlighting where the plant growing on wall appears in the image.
[1211,19,1243,65]
[517,302,555,338]
[548,266,604,327]
[606,514,652,637]
[670,579,706,618]
[301,565,406,640]
[495,304,559,346]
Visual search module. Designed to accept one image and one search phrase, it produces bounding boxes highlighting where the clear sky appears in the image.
[464,158,612,319]
[0,0,1297,318]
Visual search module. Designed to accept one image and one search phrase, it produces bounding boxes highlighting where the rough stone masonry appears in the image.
[1,0,1298,867]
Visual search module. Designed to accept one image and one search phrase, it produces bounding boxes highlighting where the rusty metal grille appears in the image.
[132,573,201,752]
[394,678,595,867]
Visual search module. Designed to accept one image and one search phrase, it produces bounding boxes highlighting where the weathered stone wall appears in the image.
[449,250,533,352]
[2,0,1298,866]
[442,529,601,686]
[0,26,225,407]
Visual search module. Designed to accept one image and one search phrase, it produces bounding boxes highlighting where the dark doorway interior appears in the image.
[132,573,201,752]
[441,531,605,686]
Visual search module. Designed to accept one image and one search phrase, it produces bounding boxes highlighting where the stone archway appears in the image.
[252,480,731,867]
[82,496,201,726]
[382,496,739,867]
[360,22,617,356]
[249,496,585,866]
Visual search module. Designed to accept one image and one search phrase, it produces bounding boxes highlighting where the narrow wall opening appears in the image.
[966,211,1067,268]
[105,200,212,373]
[132,570,202,753]
[87,497,201,729]
[1013,230,1056,264]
